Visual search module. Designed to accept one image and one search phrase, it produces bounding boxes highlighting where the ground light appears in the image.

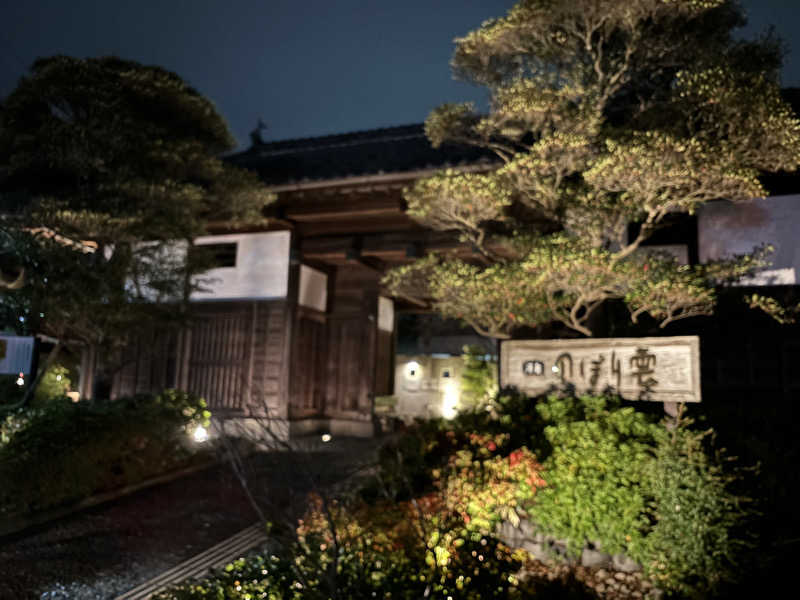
[321,433,332,442]
[192,425,209,443]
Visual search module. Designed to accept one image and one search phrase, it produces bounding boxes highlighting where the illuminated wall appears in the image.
[393,354,463,419]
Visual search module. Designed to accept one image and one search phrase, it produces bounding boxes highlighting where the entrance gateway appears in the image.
[79,122,800,437]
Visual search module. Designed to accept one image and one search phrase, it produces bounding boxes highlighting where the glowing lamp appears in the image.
[405,360,421,379]
[441,380,460,420]
[192,425,209,443]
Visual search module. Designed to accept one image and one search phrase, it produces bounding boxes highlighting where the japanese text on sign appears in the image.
[500,336,700,403]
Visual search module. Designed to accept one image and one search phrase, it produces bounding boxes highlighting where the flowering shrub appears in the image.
[157,493,535,600]
[159,390,755,598]
[375,391,756,595]
[444,432,545,534]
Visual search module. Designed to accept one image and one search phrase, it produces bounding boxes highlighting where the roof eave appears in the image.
[265,162,497,193]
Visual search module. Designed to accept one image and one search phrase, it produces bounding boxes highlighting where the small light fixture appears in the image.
[192,425,209,443]
[405,360,421,379]
[56,374,62,381]
[321,433,332,443]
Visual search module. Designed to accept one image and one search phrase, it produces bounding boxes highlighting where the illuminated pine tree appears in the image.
[384,0,800,337]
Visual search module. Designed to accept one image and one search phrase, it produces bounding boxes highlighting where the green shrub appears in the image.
[375,391,756,595]
[0,389,211,515]
[529,395,658,557]
[459,345,497,409]
[32,364,72,405]
[155,494,535,600]
[529,395,755,594]
[444,432,545,535]
[639,422,756,595]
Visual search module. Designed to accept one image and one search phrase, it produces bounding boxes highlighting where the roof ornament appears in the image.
[249,118,268,146]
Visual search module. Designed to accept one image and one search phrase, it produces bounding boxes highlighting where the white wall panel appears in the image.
[298,265,328,312]
[192,231,291,300]
[698,195,800,285]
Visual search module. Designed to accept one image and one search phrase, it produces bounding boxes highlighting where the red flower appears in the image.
[643,264,649,272]
[487,441,497,451]
[509,449,523,467]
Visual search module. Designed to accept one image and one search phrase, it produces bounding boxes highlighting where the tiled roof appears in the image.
[227,105,800,194]
[226,123,497,186]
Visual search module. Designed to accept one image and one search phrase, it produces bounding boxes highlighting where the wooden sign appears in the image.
[500,336,701,403]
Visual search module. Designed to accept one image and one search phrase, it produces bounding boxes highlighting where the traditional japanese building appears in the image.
[81,120,800,439]
[95,125,495,437]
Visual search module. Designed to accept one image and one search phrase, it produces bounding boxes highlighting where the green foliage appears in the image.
[529,395,755,593]
[640,422,756,595]
[156,495,535,600]
[384,0,800,337]
[529,395,659,557]
[444,432,545,534]
[0,389,211,515]
[157,391,754,597]
[745,292,800,324]
[0,56,274,355]
[32,364,71,405]
[375,391,756,595]
[459,345,498,409]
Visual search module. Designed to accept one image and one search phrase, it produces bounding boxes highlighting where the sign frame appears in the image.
[500,336,701,404]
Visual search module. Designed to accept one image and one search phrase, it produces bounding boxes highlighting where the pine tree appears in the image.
[384,0,800,337]
[0,56,274,400]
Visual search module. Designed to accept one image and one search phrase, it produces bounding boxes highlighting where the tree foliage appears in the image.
[384,0,800,337]
[0,56,274,361]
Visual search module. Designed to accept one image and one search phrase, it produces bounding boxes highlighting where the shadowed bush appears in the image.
[0,389,211,516]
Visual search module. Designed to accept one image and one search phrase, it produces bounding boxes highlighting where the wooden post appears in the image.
[78,345,96,399]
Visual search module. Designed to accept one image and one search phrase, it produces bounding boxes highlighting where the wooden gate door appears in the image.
[290,309,328,416]
[186,309,250,412]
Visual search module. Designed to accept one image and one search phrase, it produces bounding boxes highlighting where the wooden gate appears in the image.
[185,309,251,412]
[289,309,328,416]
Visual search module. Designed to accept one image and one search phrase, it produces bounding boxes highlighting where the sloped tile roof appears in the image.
[226,123,497,186]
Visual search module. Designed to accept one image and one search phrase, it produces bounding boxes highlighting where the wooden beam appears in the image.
[296,215,420,237]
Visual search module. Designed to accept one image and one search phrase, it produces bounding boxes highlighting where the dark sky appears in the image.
[0,0,797,150]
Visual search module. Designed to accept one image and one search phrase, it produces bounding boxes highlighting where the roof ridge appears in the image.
[240,123,427,157]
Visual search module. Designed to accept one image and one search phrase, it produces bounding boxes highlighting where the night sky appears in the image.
[0,0,798,150]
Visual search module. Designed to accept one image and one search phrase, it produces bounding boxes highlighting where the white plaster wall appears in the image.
[298,265,327,311]
[192,231,291,300]
[393,354,463,419]
[698,195,800,285]
[378,297,395,332]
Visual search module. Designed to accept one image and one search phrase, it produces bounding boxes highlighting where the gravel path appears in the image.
[0,437,383,600]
